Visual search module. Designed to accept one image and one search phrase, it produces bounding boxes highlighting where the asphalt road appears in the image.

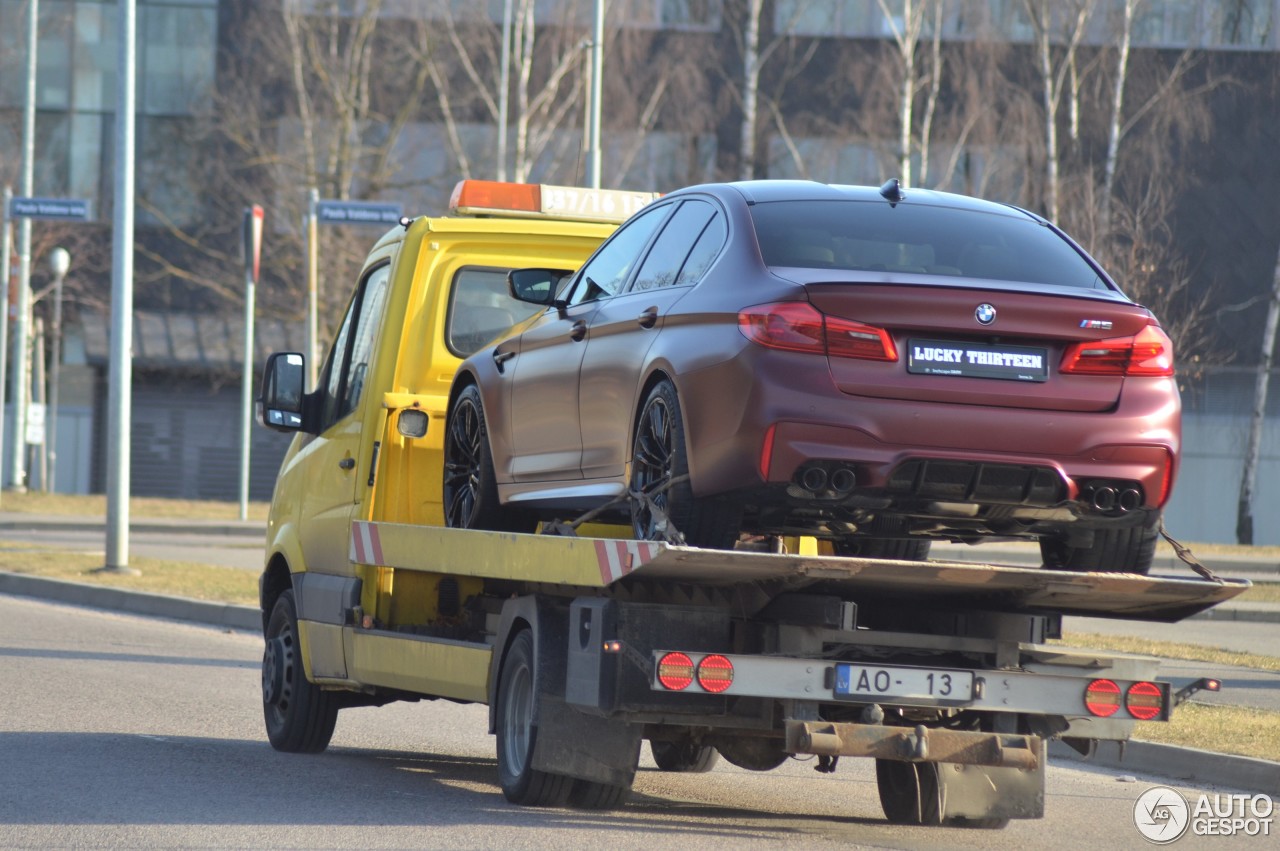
[0,595,1268,850]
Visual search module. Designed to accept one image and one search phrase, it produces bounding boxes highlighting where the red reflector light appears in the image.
[1126,681,1165,721]
[1060,323,1175,377]
[1084,679,1122,717]
[738,302,897,361]
[696,655,735,693]
[657,652,694,690]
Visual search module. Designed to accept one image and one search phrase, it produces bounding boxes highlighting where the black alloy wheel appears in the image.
[443,385,529,532]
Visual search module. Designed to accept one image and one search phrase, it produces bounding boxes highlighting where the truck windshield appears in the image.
[447,267,539,356]
[750,200,1108,291]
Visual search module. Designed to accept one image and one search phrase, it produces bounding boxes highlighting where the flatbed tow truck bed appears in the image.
[349,520,1249,622]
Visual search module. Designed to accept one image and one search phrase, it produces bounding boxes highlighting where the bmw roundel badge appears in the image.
[975,303,997,325]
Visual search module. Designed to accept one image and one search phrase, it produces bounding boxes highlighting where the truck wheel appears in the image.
[444,385,531,533]
[1040,516,1158,574]
[495,630,573,806]
[650,739,719,772]
[262,589,339,753]
[876,760,1009,829]
[568,778,630,810]
[833,537,932,561]
[876,759,943,825]
[630,379,740,549]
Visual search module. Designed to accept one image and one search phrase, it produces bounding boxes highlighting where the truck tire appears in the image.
[630,379,741,549]
[262,589,339,753]
[833,537,932,561]
[567,778,630,810]
[650,739,719,773]
[495,630,573,806]
[876,759,1008,829]
[444,385,532,533]
[1040,516,1159,574]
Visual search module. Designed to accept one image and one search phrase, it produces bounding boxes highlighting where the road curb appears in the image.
[0,518,265,539]
[0,572,260,632]
[1049,740,1280,795]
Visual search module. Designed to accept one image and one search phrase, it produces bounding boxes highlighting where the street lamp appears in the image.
[47,246,69,493]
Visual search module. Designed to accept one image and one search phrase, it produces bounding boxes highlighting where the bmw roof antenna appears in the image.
[879,178,906,206]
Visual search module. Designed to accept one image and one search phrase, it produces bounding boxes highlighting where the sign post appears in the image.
[5,195,90,495]
[240,204,264,521]
[307,196,402,389]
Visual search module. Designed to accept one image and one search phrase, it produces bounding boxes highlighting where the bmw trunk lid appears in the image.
[803,281,1161,413]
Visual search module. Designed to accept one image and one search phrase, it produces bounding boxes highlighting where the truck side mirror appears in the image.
[508,268,572,306]
[258,352,308,433]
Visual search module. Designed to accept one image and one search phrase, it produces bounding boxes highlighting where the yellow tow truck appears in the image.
[256,180,1248,825]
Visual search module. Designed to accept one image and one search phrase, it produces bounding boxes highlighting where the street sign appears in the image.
[315,200,402,226]
[9,197,91,221]
[25,402,44,445]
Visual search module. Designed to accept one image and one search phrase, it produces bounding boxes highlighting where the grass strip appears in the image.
[0,546,257,606]
[1061,632,1280,672]
[0,491,270,521]
[1133,703,1280,763]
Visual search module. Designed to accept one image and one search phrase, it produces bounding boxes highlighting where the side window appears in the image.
[318,263,391,429]
[567,203,670,306]
[632,199,717,291]
[446,267,533,357]
[675,211,727,285]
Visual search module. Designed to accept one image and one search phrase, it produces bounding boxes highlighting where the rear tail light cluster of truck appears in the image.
[1084,678,1166,720]
[657,652,735,694]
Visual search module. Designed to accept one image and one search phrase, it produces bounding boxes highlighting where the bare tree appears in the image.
[1237,246,1280,544]
[1023,0,1095,222]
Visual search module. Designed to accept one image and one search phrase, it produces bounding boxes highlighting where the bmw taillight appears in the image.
[738,302,897,361]
[1060,323,1174,376]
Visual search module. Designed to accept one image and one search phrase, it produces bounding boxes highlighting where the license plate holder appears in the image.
[907,339,1048,382]
[833,664,974,703]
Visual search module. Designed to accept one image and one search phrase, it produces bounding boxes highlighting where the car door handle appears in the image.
[638,307,659,329]
[338,457,356,470]
[570,320,588,342]
[493,350,515,373]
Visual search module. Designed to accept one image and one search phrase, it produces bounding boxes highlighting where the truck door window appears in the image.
[319,263,391,429]
[447,267,536,357]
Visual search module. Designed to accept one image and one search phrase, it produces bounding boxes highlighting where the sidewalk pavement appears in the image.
[0,510,1276,795]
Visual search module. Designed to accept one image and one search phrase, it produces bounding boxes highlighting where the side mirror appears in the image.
[508,268,572,306]
[258,352,308,432]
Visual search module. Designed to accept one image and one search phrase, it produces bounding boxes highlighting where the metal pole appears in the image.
[587,0,604,189]
[32,315,45,491]
[10,0,38,492]
[104,0,138,574]
[306,188,319,391]
[48,250,67,493]
[0,187,12,504]
[238,268,254,520]
[497,0,513,181]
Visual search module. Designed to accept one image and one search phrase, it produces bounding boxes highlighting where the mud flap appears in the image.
[531,694,642,788]
[932,738,1046,822]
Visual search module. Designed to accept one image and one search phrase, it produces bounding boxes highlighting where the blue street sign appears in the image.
[315,199,402,226]
[9,196,92,221]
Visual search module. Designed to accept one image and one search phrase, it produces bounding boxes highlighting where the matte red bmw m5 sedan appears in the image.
[444,180,1180,573]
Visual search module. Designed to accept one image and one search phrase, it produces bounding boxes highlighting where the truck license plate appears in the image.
[833,664,974,702]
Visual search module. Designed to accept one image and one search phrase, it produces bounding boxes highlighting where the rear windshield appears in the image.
[750,200,1107,290]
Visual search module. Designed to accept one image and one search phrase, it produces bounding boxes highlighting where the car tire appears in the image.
[262,589,339,754]
[443,384,532,533]
[833,537,932,561]
[495,630,574,806]
[567,778,631,810]
[650,739,720,773]
[1040,516,1159,574]
[630,379,740,549]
